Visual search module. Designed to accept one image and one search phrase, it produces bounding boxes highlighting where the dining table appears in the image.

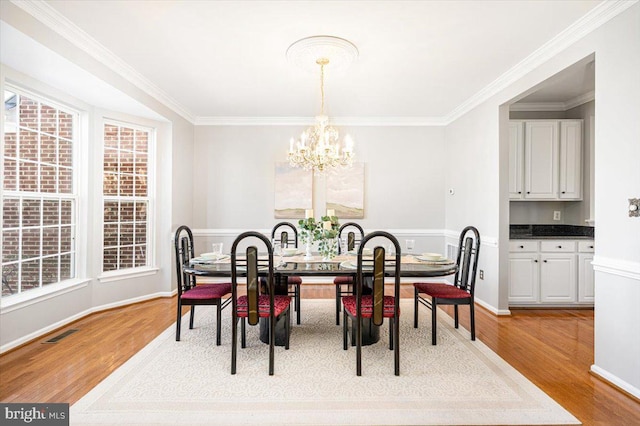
[185,252,458,346]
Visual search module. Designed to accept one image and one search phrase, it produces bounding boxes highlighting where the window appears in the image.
[102,122,151,272]
[2,88,77,297]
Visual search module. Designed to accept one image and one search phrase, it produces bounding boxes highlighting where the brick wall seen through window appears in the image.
[102,122,150,272]
[2,89,76,297]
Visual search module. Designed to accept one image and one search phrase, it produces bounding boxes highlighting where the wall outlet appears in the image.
[553,211,561,221]
[479,270,484,280]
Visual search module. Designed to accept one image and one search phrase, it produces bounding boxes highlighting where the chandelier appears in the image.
[286,36,358,173]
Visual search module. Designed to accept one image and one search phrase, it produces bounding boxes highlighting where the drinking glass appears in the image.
[405,239,415,254]
[212,243,223,256]
[387,244,396,256]
[271,239,283,265]
[339,237,348,254]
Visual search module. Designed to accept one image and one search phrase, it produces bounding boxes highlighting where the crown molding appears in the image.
[509,102,567,112]
[10,0,196,124]
[564,90,596,110]
[442,0,636,124]
[510,90,595,112]
[11,0,635,127]
[194,116,447,126]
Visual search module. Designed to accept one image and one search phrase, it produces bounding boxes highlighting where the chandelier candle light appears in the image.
[286,36,358,173]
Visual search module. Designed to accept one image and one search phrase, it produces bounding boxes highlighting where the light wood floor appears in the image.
[1,284,639,425]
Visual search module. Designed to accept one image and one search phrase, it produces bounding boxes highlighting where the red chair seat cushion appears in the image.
[342,295,397,318]
[236,295,291,318]
[334,276,354,285]
[181,283,232,301]
[414,282,470,299]
[287,276,302,285]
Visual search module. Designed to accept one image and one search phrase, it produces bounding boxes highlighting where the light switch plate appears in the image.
[629,198,640,217]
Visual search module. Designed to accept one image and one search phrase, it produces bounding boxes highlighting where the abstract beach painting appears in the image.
[326,162,364,218]
[274,162,312,218]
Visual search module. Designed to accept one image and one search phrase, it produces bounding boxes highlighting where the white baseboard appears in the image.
[590,364,640,400]
[475,297,511,316]
[0,290,176,354]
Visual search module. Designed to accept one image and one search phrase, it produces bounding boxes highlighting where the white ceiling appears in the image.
[4,0,606,124]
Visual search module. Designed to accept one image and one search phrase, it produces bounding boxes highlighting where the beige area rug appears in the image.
[71,300,579,425]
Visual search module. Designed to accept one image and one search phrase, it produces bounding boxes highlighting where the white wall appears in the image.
[590,3,640,396]
[444,102,504,312]
[565,100,595,225]
[445,2,640,398]
[193,125,447,230]
[0,3,194,351]
[189,125,452,283]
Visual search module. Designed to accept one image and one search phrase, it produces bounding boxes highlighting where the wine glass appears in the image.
[405,239,415,254]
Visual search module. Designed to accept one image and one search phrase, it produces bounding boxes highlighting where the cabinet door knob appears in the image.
[534,260,538,263]
[527,191,531,194]
[557,245,562,248]
[518,191,522,194]
[519,245,524,249]
[543,260,548,263]
[589,245,594,249]
[562,191,566,194]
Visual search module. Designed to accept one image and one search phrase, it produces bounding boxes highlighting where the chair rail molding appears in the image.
[592,256,640,281]
[444,229,498,247]
[191,228,448,238]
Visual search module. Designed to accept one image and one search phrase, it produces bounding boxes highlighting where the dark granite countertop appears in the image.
[510,225,594,240]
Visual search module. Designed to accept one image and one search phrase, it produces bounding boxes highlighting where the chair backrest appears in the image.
[357,231,401,326]
[174,225,196,296]
[271,222,298,248]
[231,231,274,326]
[453,226,481,296]
[338,222,365,254]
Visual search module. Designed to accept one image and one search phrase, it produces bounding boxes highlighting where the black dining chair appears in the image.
[342,231,401,376]
[231,231,292,375]
[413,226,481,345]
[271,222,303,324]
[174,225,232,344]
[333,222,364,325]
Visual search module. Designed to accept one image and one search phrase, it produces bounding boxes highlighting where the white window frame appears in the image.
[1,83,84,303]
[99,119,155,278]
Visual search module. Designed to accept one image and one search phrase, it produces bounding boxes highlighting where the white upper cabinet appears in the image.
[509,121,525,199]
[525,121,559,199]
[559,120,583,199]
[509,119,583,201]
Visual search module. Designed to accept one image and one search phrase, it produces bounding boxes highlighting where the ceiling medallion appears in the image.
[286,35,358,73]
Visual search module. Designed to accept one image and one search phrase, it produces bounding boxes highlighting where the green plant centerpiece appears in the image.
[298,217,317,244]
[297,212,340,260]
[317,214,340,260]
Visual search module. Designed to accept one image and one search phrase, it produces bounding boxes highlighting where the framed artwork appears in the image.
[325,162,364,218]
[274,162,312,218]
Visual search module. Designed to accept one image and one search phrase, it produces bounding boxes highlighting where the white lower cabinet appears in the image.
[509,239,593,306]
[508,253,539,302]
[539,253,576,303]
[577,241,595,303]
